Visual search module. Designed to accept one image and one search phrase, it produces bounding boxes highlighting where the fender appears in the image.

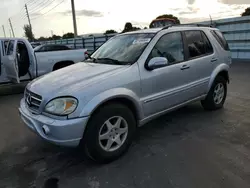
[207,63,229,92]
[79,88,144,120]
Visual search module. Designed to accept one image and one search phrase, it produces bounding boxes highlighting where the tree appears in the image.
[104,29,117,34]
[37,37,47,41]
[23,24,34,41]
[122,22,141,33]
[122,22,133,33]
[242,7,250,16]
[155,14,180,24]
[51,34,61,40]
[62,32,74,39]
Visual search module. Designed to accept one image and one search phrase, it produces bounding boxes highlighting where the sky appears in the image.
[0,0,249,38]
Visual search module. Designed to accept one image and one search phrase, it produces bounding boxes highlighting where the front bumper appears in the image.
[19,98,89,147]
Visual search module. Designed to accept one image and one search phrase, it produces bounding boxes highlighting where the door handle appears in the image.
[211,58,218,62]
[180,64,190,70]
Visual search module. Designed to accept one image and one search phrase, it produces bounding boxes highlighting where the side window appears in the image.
[148,32,184,65]
[201,32,213,54]
[7,40,14,55]
[39,46,45,52]
[45,46,53,51]
[185,31,209,59]
[61,45,69,50]
[211,30,230,51]
[54,45,65,51]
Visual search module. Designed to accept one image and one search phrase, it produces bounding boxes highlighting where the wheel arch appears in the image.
[79,88,144,125]
[52,60,74,71]
[208,63,229,92]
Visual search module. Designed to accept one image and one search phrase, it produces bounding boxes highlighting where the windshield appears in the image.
[90,33,155,65]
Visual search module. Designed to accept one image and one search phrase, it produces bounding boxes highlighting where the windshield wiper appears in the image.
[96,58,129,65]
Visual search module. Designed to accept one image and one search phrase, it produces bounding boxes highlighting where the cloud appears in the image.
[171,6,200,16]
[179,11,194,15]
[59,9,103,17]
[218,0,250,4]
[179,16,209,23]
[131,21,149,27]
[187,0,195,4]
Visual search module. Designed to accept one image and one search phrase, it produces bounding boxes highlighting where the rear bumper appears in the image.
[19,98,89,147]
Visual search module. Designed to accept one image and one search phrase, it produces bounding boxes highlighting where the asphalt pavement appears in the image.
[0,61,250,188]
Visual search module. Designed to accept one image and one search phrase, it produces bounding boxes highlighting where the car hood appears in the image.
[28,62,128,97]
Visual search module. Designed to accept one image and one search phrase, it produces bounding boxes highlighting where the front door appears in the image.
[2,40,20,83]
[140,31,192,117]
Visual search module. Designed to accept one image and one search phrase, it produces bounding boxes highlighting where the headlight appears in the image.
[45,97,78,116]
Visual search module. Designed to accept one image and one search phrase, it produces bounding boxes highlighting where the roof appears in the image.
[0,37,24,40]
[121,25,216,35]
[123,28,162,34]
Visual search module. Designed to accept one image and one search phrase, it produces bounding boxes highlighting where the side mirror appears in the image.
[147,57,168,70]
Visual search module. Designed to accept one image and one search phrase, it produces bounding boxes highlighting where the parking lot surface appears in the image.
[0,61,250,188]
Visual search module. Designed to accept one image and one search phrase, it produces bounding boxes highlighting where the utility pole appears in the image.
[9,29,12,37]
[8,18,15,37]
[209,14,213,26]
[2,25,6,37]
[51,30,53,37]
[25,4,33,40]
[71,0,78,37]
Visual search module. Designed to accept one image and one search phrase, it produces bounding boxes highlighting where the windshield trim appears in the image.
[90,32,156,65]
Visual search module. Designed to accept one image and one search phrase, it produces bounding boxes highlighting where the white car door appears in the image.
[2,40,20,83]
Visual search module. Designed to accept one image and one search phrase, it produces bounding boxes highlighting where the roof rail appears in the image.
[161,23,214,30]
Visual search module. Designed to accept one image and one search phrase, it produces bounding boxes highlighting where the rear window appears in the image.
[211,30,230,51]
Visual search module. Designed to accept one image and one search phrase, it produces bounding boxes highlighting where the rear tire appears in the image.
[80,103,136,163]
[201,76,227,110]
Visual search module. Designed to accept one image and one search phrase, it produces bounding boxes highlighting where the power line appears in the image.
[25,0,35,4]
[10,7,26,20]
[26,0,44,8]
[29,0,57,14]
[31,0,65,20]
[28,0,54,11]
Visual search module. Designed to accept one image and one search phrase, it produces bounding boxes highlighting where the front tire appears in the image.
[80,103,136,163]
[201,76,227,110]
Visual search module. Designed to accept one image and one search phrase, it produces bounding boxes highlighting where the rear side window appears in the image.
[48,45,69,51]
[59,45,70,50]
[201,32,213,54]
[184,31,213,59]
[211,30,229,51]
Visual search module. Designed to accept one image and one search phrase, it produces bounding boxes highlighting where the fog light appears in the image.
[42,125,50,135]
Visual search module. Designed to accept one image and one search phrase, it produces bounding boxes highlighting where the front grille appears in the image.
[25,89,42,113]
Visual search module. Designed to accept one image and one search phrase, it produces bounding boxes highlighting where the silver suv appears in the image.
[19,25,231,163]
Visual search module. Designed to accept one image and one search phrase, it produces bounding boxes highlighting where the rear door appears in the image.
[210,30,231,65]
[2,40,20,83]
[182,30,215,96]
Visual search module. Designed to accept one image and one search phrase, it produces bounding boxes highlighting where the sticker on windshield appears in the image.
[132,38,151,44]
